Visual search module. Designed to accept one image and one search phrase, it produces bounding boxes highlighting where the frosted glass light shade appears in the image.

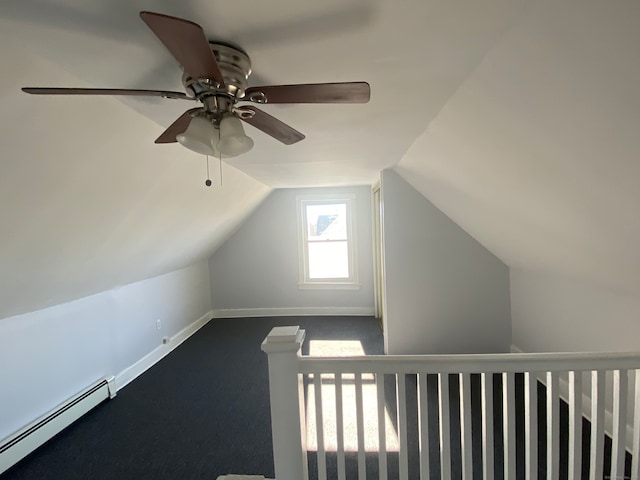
[176,116,216,155]
[210,138,231,159]
[217,115,254,156]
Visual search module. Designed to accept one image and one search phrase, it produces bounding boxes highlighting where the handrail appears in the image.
[262,327,640,480]
[298,351,640,375]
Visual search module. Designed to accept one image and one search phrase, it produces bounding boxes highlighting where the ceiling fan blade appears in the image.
[244,82,370,104]
[22,87,192,100]
[155,108,201,144]
[238,106,305,145]
[140,11,225,87]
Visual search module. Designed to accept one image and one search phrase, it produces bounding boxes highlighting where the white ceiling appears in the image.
[397,0,640,295]
[0,27,270,317]
[1,0,520,187]
[2,0,637,318]
[0,0,520,317]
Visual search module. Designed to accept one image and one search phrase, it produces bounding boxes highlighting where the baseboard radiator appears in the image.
[0,377,116,475]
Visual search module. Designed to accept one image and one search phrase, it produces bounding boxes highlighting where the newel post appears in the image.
[261,326,308,480]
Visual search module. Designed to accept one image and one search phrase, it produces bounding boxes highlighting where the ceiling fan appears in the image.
[22,11,371,158]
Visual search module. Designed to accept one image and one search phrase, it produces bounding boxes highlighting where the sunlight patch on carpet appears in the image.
[305,340,399,452]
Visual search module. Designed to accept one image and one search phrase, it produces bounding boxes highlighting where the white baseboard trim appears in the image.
[211,307,375,318]
[510,343,634,454]
[115,310,213,391]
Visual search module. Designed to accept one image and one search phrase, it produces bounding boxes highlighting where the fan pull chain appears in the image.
[217,128,223,187]
[205,155,212,187]
[219,155,223,187]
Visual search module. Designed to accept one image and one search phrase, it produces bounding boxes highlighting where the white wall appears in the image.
[381,169,511,354]
[511,268,640,353]
[510,267,640,449]
[0,262,211,441]
[208,186,374,315]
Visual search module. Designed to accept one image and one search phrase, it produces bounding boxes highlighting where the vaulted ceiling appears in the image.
[1,0,638,318]
[397,0,640,296]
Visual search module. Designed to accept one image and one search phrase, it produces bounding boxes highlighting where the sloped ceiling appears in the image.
[0,33,271,318]
[10,0,636,319]
[397,0,640,295]
[0,0,521,318]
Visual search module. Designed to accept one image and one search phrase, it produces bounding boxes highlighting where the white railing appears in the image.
[262,326,640,480]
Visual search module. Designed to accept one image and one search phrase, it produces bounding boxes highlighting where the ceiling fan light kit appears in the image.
[217,114,254,156]
[22,11,371,158]
[176,113,253,158]
[176,115,217,156]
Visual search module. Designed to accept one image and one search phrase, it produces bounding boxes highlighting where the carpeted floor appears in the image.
[1,316,631,479]
[1,316,384,480]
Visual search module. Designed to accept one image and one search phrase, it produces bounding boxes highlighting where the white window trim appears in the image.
[296,193,360,290]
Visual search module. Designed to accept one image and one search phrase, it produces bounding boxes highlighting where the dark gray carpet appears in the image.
[1,316,632,479]
[1,316,383,480]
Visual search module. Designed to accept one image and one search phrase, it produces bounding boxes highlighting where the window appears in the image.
[297,194,359,289]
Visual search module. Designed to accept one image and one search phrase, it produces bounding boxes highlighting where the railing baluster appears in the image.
[589,370,605,480]
[568,371,582,480]
[355,372,366,480]
[503,372,516,480]
[611,369,628,480]
[418,373,430,480]
[335,373,346,480]
[632,369,640,480]
[481,373,494,480]
[459,373,473,480]
[439,373,451,480]
[546,371,559,480]
[397,373,409,480]
[524,372,538,480]
[314,373,327,480]
[376,373,388,480]
[264,329,640,480]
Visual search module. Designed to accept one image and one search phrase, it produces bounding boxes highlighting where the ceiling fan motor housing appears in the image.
[182,42,251,104]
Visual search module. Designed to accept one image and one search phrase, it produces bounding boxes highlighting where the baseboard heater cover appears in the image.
[0,376,116,475]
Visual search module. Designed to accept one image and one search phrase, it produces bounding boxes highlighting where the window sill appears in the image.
[298,281,362,291]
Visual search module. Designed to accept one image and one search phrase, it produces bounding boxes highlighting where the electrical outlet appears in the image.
[156,319,161,330]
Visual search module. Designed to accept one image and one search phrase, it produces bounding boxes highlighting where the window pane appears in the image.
[306,203,347,241]
[308,241,349,279]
